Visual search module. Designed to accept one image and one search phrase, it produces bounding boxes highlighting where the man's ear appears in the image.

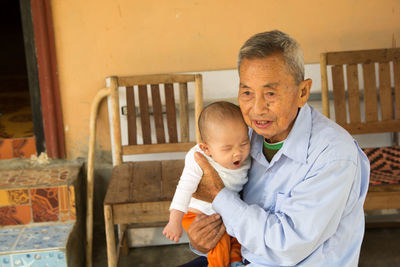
[298,78,312,107]
[199,143,211,156]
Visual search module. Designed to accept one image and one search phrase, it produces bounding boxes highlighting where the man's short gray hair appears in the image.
[238,30,304,85]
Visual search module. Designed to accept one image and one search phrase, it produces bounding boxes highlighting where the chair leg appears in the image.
[392,132,399,146]
[104,205,118,267]
[118,224,129,256]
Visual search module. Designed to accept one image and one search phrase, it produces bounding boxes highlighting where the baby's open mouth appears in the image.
[233,160,240,166]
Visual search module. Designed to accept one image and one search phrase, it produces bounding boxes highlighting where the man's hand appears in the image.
[187,213,226,253]
[193,152,225,202]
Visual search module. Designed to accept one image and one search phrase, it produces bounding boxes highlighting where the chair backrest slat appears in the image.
[108,74,203,159]
[179,82,190,142]
[394,60,400,119]
[150,84,166,144]
[378,62,393,120]
[326,48,400,65]
[126,86,137,145]
[164,83,178,143]
[346,64,361,123]
[321,48,400,136]
[118,74,197,86]
[138,85,152,144]
[331,65,347,124]
[362,63,378,122]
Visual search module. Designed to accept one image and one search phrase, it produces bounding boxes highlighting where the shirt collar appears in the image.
[249,128,264,164]
[279,103,312,164]
[249,103,312,165]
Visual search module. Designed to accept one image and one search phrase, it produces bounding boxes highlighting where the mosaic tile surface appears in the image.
[0,232,19,253]
[0,163,81,266]
[0,139,13,159]
[0,255,11,266]
[0,250,67,267]
[31,188,59,223]
[14,224,72,251]
[11,250,67,267]
[0,223,73,253]
[12,138,36,159]
[0,168,72,188]
[0,189,29,206]
[0,170,22,187]
[0,228,21,235]
[0,167,79,226]
[0,187,76,226]
[0,137,35,160]
[14,173,37,187]
[58,186,69,222]
[0,205,31,226]
[68,186,76,221]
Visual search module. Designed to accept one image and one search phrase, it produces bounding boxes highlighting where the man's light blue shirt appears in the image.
[213,104,370,266]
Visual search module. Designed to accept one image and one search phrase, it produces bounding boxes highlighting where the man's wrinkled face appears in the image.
[238,54,311,143]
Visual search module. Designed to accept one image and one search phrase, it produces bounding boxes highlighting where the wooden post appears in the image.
[320,53,330,118]
[104,205,118,267]
[118,224,129,256]
[86,88,111,267]
[110,77,123,166]
[194,74,203,143]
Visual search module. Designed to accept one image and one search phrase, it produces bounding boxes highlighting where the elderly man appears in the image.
[182,30,370,267]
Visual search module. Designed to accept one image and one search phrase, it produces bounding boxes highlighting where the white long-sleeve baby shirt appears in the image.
[169,144,250,215]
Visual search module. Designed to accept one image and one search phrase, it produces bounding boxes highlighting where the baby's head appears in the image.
[198,101,250,170]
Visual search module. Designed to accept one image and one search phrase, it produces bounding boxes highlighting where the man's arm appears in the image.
[191,152,225,202]
[194,149,365,265]
[186,152,226,253]
[214,160,359,265]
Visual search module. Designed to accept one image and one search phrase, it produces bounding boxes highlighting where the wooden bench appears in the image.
[320,48,400,212]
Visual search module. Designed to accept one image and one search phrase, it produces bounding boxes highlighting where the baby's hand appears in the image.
[163,221,182,242]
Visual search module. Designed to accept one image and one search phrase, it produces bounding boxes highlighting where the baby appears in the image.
[163,101,251,267]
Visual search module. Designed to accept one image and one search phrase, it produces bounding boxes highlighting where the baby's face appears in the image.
[202,119,250,170]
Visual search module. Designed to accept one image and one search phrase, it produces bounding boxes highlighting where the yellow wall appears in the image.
[51,0,400,159]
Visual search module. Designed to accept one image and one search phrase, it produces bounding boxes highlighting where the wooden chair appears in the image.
[320,48,400,212]
[86,74,203,267]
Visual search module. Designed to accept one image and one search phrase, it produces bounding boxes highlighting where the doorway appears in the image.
[0,0,65,159]
[0,0,37,159]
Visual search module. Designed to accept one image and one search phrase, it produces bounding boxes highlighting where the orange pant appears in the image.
[182,211,242,267]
